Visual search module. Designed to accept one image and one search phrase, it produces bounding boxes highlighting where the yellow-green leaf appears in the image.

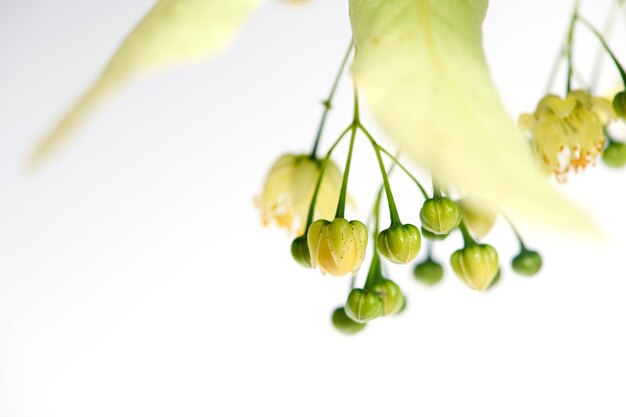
[349,0,596,234]
[32,0,262,166]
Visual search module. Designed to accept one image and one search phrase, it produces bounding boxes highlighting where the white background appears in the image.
[1,1,626,416]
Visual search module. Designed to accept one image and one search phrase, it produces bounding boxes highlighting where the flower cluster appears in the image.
[257,44,549,335]
[519,10,626,179]
[254,4,626,335]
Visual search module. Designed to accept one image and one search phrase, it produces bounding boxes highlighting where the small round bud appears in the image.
[450,244,499,291]
[420,197,462,235]
[345,289,384,323]
[413,259,444,285]
[371,279,405,316]
[602,141,626,168]
[331,307,366,335]
[512,250,542,276]
[376,224,421,264]
[307,218,368,277]
[291,235,311,268]
[421,227,449,241]
[458,198,497,239]
[613,91,626,119]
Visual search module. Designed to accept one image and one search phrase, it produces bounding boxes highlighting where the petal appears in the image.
[31,0,262,166]
[349,0,596,234]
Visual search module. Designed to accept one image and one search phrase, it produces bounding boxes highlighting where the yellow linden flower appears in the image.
[519,90,614,181]
[307,218,368,277]
[256,154,342,236]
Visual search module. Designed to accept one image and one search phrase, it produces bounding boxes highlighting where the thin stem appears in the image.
[565,1,580,94]
[432,178,442,198]
[335,126,358,218]
[459,221,477,248]
[372,145,402,225]
[358,125,429,199]
[502,212,527,251]
[364,250,382,290]
[590,1,620,91]
[305,125,352,228]
[578,15,626,85]
[310,41,354,158]
[352,83,361,124]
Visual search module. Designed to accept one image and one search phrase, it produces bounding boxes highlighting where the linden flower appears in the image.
[519,91,614,181]
[307,218,368,277]
[34,0,595,233]
[256,154,342,236]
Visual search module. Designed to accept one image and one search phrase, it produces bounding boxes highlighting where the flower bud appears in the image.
[413,259,444,285]
[331,307,366,335]
[613,91,626,119]
[458,198,497,239]
[602,141,626,168]
[371,279,405,316]
[376,224,421,264]
[290,235,311,268]
[450,244,499,291]
[256,154,342,235]
[511,250,542,276]
[307,218,368,277]
[420,197,462,235]
[345,289,384,323]
[421,227,449,241]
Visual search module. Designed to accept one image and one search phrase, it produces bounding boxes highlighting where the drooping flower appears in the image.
[307,218,368,277]
[519,90,614,181]
[256,154,342,236]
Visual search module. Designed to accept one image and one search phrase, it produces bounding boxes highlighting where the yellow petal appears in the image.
[31,0,262,166]
[349,0,596,234]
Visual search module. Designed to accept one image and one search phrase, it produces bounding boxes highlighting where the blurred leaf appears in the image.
[31,0,262,166]
[349,0,596,233]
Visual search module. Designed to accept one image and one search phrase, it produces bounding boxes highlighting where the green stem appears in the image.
[432,178,442,198]
[577,15,626,85]
[305,125,352,228]
[335,126,358,219]
[565,1,580,94]
[502,213,528,251]
[364,250,382,290]
[372,145,402,225]
[310,41,354,158]
[358,125,429,199]
[459,221,477,248]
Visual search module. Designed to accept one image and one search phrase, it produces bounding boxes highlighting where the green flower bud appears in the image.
[376,223,421,264]
[345,288,384,323]
[450,244,499,291]
[291,235,311,268]
[421,227,449,241]
[613,91,626,119]
[511,249,543,276]
[413,259,444,285]
[371,279,405,316]
[420,197,462,235]
[308,218,368,277]
[602,141,626,168]
[331,307,366,335]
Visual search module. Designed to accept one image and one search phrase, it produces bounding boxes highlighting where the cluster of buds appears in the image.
[256,10,626,334]
[258,139,545,335]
